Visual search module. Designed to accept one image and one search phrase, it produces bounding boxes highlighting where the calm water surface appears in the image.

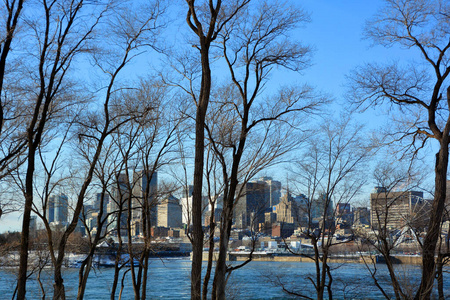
[1,258,448,299]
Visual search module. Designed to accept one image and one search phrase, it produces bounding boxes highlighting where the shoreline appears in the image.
[202,252,423,265]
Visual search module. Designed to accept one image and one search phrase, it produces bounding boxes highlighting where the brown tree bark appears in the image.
[185,1,221,298]
[208,3,317,297]
[0,0,24,135]
[415,139,449,299]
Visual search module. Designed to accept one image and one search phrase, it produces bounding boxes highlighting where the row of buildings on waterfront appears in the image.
[34,171,444,241]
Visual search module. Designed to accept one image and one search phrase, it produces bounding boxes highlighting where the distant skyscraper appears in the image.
[157,195,182,228]
[131,170,158,236]
[47,197,55,223]
[259,177,281,207]
[95,193,109,214]
[47,193,68,224]
[311,193,334,220]
[180,185,209,226]
[107,173,129,214]
[180,185,193,225]
[30,215,37,232]
[353,207,370,226]
[234,181,268,229]
[370,188,424,230]
[108,173,130,237]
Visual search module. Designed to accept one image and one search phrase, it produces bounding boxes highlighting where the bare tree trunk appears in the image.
[385,255,403,299]
[111,211,124,300]
[325,263,333,300]
[77,193,109,299]
[415,141,449,300]
[141,201,151,300]
[191,99,208,300]
[38,267,46,300]
[77,256,93,300]
[317,248,325,300]
[17,156,34,300]
[185,2,222,297]
[19,99,45,298]
[53,261,66,300]
[118,269,130,300]
[125,181,140,300]
[202,205,216,300]
[436,253,444,300]
[212,206,233,300]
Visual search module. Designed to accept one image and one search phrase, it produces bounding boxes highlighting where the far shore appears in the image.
[202,252,423,265]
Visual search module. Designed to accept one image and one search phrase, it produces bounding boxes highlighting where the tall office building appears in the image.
[47,197,55,223]
[30,215,37,232]
[131,170,158,236]
[311,193,334,220]
[370,187,424,230]
[353,207,370,226]
[107,173,130,237]
[109,173,129,211]
[258,177,281,207]
[180,185,193,225]
[157,195,182,228]
[293,194,309,221]
[234,181,268,229]
[95,192,109,215]
[47,193,69,224]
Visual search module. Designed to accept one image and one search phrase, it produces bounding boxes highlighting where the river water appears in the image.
[1,258,448,299]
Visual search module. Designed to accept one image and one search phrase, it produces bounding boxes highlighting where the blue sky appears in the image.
[0,1,426,233]
[300,0,419,101]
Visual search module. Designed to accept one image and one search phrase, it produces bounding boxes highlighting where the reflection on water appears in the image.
[0,259,448,299]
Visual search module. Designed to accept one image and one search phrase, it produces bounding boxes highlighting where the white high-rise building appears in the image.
[180,185,193,225]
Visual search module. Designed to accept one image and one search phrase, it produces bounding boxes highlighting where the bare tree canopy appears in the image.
[347,0,450,298]
[284,116,372,300]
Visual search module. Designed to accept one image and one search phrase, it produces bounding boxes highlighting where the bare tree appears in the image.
[107,81,181,300]
[7,0,165,298]
[77,1,168,296]
[347,1,450,298]
[358,160,424,299]
[14,1,109,298]
[204,2,323,299]
[73,127,125,300]
[0,0,26,181]
[169,1,319,298]
[283,117,371,300]
[182,1,250,299]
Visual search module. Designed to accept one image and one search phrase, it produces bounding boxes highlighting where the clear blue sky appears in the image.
[0,1,423,233]
[300,0,419,102]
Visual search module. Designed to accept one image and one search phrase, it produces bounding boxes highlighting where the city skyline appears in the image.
[20,173,428,238]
